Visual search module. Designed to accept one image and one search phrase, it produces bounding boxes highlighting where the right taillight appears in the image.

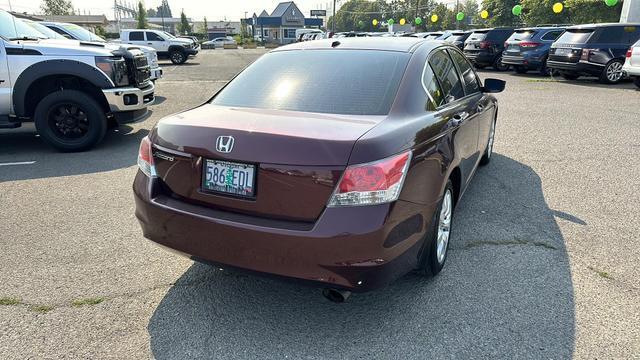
[626,49,632,58]
[520,42,541,48]
[328,151,412,207]
[137,136,156,177]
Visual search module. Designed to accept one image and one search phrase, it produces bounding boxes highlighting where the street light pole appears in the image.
[332,0,336,33]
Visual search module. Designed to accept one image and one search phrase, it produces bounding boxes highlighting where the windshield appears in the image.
[212,50,409,115]
[555,29,594,44]
[0,11,47,40]
[163,31,175,39]
[22,20,65,39]
[60,23,105,42]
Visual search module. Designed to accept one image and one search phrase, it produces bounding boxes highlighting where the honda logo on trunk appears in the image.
[216,136,235,153]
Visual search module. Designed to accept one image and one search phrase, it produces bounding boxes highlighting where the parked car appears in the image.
[133,38,505,302]
[203,36,237,48]
[445,31,472,50]
[502,26,565,75]
[548,23,640,83]
[119,29,199,64]
[623,39,640,88]
[20,19,66,39]
[464,27,515,71]
[0,10,154,151]
[296,28,321,42]
[41,22,163,81]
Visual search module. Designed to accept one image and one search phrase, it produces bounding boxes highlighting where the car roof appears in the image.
[515,26,566,31]
[274,37,434,53]
[567,23,640,29]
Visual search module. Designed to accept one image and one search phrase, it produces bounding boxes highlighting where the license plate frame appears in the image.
[202,159,257,198]
[555,48,573,56]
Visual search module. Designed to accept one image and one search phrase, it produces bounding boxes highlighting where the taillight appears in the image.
[519,42,541,48]
[627,49,632,58]
[479,41,491,49]
[137,136,156,177]
[328,151,412,207]
[580,49,593,61]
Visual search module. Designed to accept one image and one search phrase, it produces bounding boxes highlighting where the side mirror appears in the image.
[482,78,506,93]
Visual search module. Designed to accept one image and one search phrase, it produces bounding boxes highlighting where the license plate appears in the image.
[202,159,256,197]
[555,48,573,56]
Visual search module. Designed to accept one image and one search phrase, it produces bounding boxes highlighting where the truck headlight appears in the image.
[95,56,129,87]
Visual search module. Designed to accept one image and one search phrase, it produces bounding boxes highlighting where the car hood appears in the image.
[15,39,114,56]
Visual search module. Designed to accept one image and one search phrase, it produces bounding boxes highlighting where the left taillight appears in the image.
[137,136,156,177]
[328,151,412,207]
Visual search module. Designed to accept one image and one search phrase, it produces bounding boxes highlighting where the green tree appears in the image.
[95,25,107,38]
[157,1,172,18]
[202,16,209,34]
[462,0,482,28]
[136,1,148,29]
[147,8,157,17]
[481,0,523,26]
[40,0,74,15]
[177,10,192,35]
[565,0,621,24]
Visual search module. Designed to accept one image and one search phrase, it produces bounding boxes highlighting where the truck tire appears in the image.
[169,49,187,64]
[34,90,107,152]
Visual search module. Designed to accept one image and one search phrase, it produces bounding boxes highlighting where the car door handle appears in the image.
[148,42,153,45]
[477,104,485,112]
[0,80,4,84]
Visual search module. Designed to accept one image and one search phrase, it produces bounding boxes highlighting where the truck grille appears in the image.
[127,55,151,88]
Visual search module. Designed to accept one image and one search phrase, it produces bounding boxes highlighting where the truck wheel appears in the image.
[34,90,107,152]
[169,50,186,64]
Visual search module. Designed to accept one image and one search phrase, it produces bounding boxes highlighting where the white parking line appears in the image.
[0,161,36,167]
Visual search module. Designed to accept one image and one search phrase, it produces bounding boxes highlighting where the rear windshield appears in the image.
[507,30,536,41]
[211,50,409,115]
[448,33,468,41]
[555,29,594,44]
[467,31,488,41]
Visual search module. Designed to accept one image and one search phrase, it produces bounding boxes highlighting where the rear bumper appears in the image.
[464,51,497,66]
[133,173,435,292]
[622,62,640,77]
[547,60,603,76]
[102,82,155,112]
[502,55,544,68]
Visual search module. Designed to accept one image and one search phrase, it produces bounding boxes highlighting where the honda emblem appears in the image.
[216,136,235,153]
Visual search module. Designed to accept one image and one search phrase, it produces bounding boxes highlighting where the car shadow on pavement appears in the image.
[147,154,575,359]
[0,125,149,183]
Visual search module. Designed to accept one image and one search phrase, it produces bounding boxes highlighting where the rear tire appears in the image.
[169,49,187,64]
[417,180,454,276]
[514,66,527,74]
[600,59,624,84]
[479,117,496,166]
[34,90,107,152]
[561,72,579,80]
[493,56,509,71]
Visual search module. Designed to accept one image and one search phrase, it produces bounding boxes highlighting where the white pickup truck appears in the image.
[119,29,199,64]
[40,21,163,82]
[0,10,154,151]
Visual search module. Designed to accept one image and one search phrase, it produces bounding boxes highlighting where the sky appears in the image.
[1,0,340,21]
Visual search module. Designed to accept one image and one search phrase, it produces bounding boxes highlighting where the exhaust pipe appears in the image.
[322,288,351,303]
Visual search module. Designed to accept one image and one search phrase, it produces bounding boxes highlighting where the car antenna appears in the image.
[8,0,20,42]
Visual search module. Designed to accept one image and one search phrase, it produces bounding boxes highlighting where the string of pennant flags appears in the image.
[367,0,619,26]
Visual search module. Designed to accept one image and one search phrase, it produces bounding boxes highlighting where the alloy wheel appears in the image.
[436,189,453,264]
[487,120,496,159]
[606,61,623,83]
[47,104,89,140]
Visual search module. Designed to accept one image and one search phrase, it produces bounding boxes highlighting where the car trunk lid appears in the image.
[149,105,384,222]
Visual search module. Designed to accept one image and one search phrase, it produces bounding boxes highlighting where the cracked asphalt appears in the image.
[1,49,639,359]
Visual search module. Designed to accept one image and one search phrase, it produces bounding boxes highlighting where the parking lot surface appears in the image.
[0,49,638,359]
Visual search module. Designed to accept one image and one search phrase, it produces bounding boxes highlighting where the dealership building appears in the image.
[247,1,323,44]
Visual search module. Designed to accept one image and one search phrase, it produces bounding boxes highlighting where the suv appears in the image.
[120,29,199,64]
[623,39,640,88]
[502,26,565,75]
[464,27,515,70]
[548,23,640,83]
[445,31,472,50]
[0,10,154,151]
[41,21,162,82]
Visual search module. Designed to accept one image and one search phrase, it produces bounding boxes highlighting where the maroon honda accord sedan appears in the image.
[134,38,505,301]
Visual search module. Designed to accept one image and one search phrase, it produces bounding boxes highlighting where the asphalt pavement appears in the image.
[0,49,638,359]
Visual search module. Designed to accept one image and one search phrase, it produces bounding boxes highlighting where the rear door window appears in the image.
[541,30,564,41]
[422,64,445,111]
[129,31,144,41]
[556,29,594,44]
[212,50,409,115]
[593,27,626,43]
[448,49,480,95]
[429,50,465,103]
